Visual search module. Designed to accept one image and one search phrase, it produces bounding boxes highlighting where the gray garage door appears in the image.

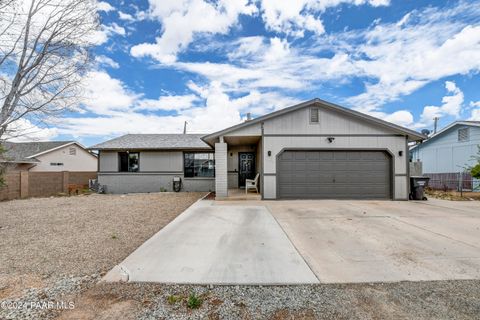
[277,150,391,199]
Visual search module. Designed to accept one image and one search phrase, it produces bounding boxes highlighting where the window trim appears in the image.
[183,151,215,178]
[309,107,319,124]
[118,151,140,172]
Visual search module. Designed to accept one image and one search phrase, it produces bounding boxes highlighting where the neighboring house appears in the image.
[1,141,98,172]
[410,121,480,188]
[91,98,425,200]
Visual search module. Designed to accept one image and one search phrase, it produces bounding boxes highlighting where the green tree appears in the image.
[469,145,480,179]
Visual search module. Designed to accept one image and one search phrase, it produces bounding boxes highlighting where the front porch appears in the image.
[215,188,262,201]
[213,135,262,200]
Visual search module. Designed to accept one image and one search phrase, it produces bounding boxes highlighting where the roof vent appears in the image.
[246,113,252,122]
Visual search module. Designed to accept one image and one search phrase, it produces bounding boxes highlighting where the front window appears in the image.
[119,152,139,172]
[184,152,215,177]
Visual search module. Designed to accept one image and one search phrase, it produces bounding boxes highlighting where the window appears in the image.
[184,152,215,177]
[458,128,469,142]
[310,107,319,123]
[118,152,139,172]
[69,147,76,155]
[50,162,64,166]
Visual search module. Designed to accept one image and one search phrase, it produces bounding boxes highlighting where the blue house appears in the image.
[410,121,480,190]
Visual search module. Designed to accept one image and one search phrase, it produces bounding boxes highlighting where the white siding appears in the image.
[31,144,97,172]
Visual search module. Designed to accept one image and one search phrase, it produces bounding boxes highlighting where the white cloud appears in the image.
[420,81,464,125]
[97,1,115,12]
[468,100,480,120]
[118,11,135,22]
[470,101,480,108]
[259,0,389,37]
[94,55,119,69]
[82,71,139,115]
[171,36,359,92]
[4,119,59,142]
[90,23,126,45]
[130,0,257,63]
[346,11,480,108]
[136,94,199,111]
[55,72,299,137]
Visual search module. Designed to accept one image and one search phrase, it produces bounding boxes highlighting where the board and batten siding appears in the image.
[258,106,409,200]
[139,151,183,172]
[411,125,480,174]
[97,150,214,193]
[99,151,183,172]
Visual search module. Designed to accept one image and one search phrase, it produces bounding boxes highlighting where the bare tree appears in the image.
[0,0,99,140]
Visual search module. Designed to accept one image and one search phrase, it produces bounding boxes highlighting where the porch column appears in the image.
[215,140,228,198]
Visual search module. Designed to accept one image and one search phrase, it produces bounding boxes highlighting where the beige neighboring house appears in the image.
[1,141,97,172]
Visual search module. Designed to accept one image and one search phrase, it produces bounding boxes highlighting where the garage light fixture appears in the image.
[268,151,272,156]
[327,137,335,143]
[398,151,403,156]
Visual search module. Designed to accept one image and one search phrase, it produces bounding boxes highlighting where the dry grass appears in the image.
[426,189,480,201]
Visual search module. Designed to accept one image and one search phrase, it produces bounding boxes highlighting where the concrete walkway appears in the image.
[104,200,318,284]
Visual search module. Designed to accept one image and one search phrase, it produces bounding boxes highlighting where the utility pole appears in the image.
[183,121,187,134]
[433,117,439,134]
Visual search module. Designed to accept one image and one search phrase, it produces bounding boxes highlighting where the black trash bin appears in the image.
[409,176,430,200]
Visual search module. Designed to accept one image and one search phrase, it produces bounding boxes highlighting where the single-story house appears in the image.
[90,98,425,200]
[410,121,480,189]
[1,141,98,172]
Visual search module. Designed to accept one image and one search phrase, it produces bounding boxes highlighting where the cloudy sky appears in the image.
[23,0,480,145]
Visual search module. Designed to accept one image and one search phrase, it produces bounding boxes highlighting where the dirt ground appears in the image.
[0,192,205,319]
[56,280,480,320]
[426,189,480,200]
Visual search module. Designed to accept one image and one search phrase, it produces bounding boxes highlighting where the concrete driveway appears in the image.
[104,200,318,284]
[105,198,480,284]
[267,199,480,283]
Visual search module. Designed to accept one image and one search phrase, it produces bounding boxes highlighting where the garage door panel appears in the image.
[278,150,391,199]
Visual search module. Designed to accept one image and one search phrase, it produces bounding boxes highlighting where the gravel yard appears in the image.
[0,192,205,319]
[1,193,480,319]
[58,280,480,319]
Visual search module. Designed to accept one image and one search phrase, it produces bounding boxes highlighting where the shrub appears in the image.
[187,292,202,309]
[471,163,480,179]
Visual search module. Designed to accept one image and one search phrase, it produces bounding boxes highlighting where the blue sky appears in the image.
[33,0,480,146]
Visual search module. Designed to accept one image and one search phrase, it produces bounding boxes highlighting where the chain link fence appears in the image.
[424,172,480,192]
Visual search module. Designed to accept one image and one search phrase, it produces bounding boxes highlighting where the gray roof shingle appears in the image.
[1,141,74,163]
[89,134,212,150]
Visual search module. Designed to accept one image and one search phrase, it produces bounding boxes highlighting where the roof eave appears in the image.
[89,146,213,151]
[27,141,76,158]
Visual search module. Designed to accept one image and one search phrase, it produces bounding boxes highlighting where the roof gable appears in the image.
[202,98,426,145]
[410,121,480,150]
[1,141,74,163]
